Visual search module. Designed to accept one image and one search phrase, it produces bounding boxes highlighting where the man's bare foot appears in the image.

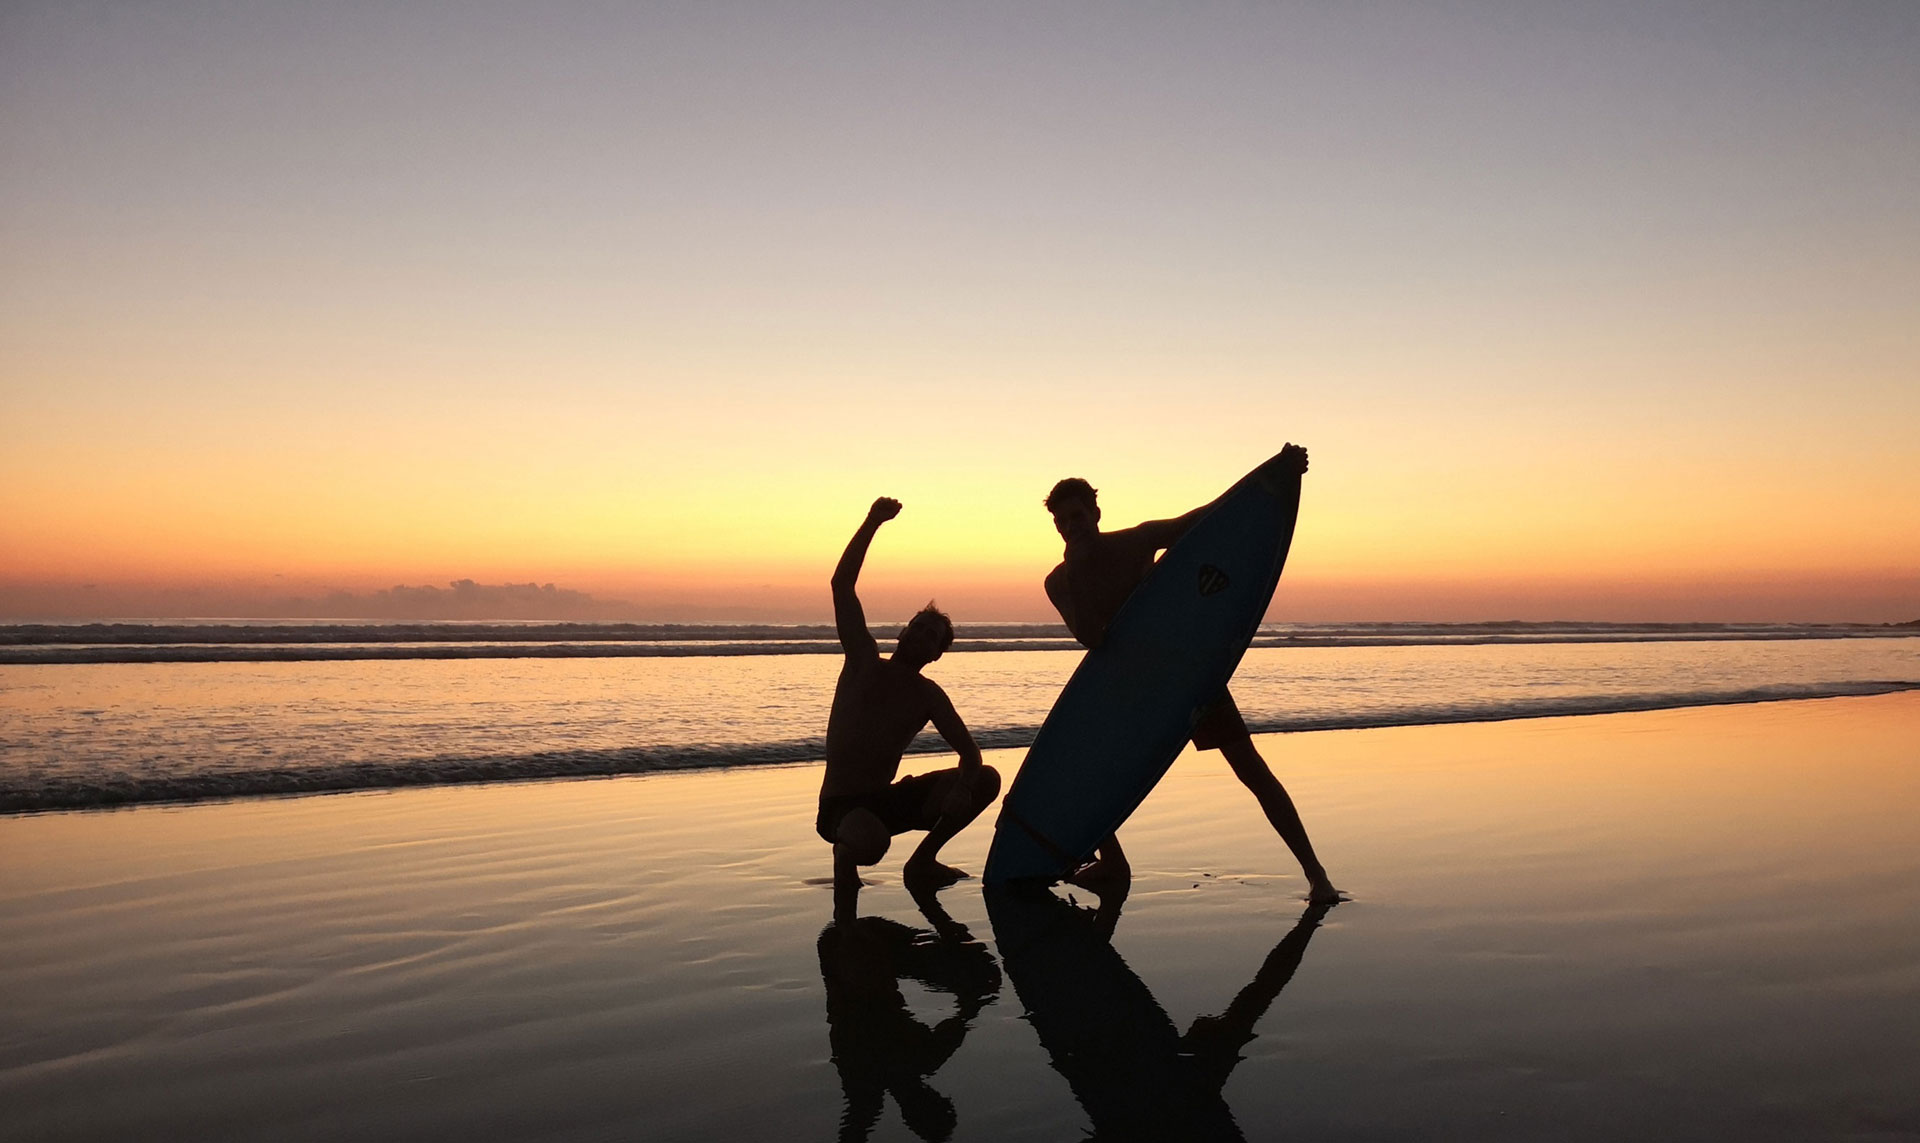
[903,858,971,888]
[1068,856,1132,890]
[1306,880,1347,904]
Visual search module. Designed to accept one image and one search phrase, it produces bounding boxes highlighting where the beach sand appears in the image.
[4,693,1918,1141]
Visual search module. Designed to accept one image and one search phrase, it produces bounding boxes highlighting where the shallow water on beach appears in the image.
[3,695,1918,1141]
[3,636,1915,809]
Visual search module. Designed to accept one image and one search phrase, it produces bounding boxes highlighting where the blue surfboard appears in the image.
[983,461,1302,884]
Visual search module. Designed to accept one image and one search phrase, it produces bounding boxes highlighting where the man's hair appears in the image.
[1044,477,1098,514]
[906,601,955,653]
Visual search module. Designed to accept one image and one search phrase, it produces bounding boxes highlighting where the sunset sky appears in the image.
[3,2,1916,622]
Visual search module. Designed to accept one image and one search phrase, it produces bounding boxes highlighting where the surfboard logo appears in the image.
[1197,564,1231,596]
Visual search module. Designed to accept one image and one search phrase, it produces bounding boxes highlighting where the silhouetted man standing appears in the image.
[1042,446,1340,902]
[819,498,1001,911]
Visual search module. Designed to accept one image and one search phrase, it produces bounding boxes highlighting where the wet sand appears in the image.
[4,693,1918,1141]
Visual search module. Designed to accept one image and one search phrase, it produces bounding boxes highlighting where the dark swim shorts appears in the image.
[815,768,954,843]
[1190,689,1251,752]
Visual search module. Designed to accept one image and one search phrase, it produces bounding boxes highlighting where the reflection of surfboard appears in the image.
[984,462,1300,884]
[983,885,1244,1140]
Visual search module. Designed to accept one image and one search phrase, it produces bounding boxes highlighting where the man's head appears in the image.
[895,602,955,665]
[1045,477,1100,544]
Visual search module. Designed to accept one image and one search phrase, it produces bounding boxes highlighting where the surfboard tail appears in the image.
[984,805,1084,884]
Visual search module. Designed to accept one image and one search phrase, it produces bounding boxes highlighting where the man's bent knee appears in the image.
[973,765,1003,808]
[930,765,1003,821]
[834,808,890,865]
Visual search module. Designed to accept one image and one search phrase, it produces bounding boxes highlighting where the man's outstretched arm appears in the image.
[832,497,900,659]
[1127,444,1310,551]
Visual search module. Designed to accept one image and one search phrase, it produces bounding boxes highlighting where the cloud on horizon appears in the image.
[0,579,656,622]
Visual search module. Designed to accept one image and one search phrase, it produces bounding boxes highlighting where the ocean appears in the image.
[2,622,1915,813]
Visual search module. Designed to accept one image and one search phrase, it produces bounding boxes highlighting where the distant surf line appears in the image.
[5,680,1913,814]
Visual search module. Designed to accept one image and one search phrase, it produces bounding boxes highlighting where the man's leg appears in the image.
[903,765,1002,887]
[832,807,890,921]
[1217,732,1341,903]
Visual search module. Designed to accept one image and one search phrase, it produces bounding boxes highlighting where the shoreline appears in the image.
[5,681,1916,817]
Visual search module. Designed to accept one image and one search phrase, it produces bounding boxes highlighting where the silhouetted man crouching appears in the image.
[818,498,1001,913]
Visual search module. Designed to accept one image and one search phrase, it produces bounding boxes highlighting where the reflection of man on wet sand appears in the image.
[1042,445,1339,903]
[986,882,1332,1142]
[817,893,1002,1143]
[818,498,1002,907]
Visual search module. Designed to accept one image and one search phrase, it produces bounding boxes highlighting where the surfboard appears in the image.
[983,460,1301,884]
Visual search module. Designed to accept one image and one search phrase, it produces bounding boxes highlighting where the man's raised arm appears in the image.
[1128,443,1310,551]
[831,497,901,658]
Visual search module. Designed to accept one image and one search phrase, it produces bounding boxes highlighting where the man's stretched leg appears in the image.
[904,765,1003,888]
[1213,723,1341,903]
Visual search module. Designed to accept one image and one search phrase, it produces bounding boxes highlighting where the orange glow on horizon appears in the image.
[6,422,1915,623]
[4,7,1917,624]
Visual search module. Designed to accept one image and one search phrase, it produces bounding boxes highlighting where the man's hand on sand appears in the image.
[868,497,902,524]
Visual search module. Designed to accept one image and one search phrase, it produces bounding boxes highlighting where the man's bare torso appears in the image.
[1047,531,1159,647]
[822,656,938,798]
